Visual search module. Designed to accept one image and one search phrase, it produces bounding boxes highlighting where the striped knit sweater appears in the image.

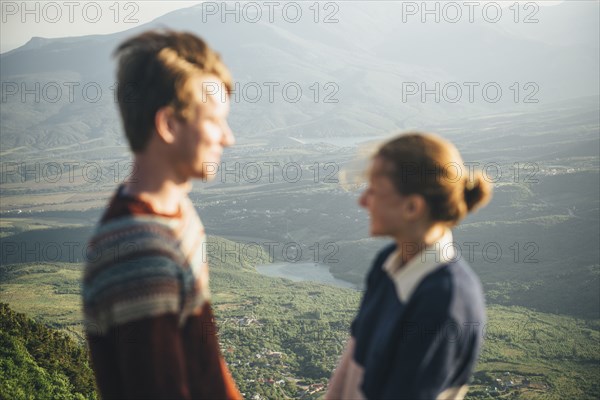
[82,185,241,399]
[83,190,209,332]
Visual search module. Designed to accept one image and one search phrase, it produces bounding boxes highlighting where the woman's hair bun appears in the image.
[464,170,493,212]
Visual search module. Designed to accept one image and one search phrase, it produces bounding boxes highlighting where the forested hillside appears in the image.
[0,303,96,399]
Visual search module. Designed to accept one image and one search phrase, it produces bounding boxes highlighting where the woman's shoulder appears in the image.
[411,259,486,321]
[416,258,482,291]
[374,243,397,265]
[364,243,397,285]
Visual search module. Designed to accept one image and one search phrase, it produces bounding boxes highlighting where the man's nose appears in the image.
[222,123,235,147]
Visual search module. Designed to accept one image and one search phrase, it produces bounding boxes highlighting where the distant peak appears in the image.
[28,36,49,43]
[24,36,51,49]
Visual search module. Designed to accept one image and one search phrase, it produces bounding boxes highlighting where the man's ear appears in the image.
[154,106,178,144]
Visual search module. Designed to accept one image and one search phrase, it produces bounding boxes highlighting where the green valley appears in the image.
[1,235,598,399]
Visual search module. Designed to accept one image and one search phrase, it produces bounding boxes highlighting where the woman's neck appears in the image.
[395,223,447,266]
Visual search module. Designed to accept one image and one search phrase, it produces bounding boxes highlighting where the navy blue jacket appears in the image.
[351,242,486,399]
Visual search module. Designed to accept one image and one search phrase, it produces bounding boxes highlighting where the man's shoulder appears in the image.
[89,185,186,258]
[100,184,182,223]
[82,188,190,332]
[87,208,186,267]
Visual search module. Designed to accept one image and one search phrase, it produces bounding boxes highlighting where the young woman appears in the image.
[327,133,492,400]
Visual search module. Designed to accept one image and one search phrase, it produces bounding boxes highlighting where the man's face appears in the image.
[172,75,234,181]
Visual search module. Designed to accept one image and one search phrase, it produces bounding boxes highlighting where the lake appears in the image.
[289,136,383,147]
[255,262,357,290]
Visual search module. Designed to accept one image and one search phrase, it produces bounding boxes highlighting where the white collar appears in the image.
[383,229,456,303]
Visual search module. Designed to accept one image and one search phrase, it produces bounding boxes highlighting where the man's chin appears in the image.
[192,161,221,181]
[198,172,217,182]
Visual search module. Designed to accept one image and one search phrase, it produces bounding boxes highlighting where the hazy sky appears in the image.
[0,0,565,54]
[0,1,202,53]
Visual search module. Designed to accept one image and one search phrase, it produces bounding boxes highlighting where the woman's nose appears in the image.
[359,191,367,208]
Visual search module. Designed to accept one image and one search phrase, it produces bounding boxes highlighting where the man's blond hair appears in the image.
[114,30,232,152]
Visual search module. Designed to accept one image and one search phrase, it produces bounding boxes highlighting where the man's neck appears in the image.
[123,155,191,215]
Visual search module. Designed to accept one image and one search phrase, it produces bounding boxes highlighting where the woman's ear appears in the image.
[404,194,428,221]
[154,106,178,144]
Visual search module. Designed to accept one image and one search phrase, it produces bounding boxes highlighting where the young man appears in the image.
[82,31,241,399]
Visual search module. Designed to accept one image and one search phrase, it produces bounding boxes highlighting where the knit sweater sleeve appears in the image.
[87,314,191,399]
[83,216,187,333]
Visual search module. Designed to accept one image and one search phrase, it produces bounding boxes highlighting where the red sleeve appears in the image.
[88,309,242,400]
[183,304,243,400]
[89,314,191,400]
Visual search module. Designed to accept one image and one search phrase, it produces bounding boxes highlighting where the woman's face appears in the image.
[359,157,412,237]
